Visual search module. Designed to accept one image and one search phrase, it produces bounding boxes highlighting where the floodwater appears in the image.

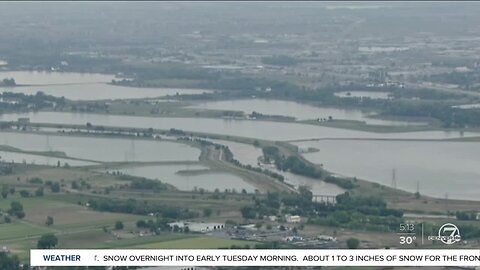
[0,71,212,100]
[263,165,345,197]
[293,140,480,200]
[334,91,391,99]
[452,103,480,109]
[0,132,200,162]
[1,112,477,141]
[0,71,114,85]
[105,164,257,193]
[7,84,212,101]
[188,99,422,126]
[207,138,345,197]
[0,151,97,167]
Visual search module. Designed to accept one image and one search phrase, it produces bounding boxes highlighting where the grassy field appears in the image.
[0,195,141,229]
[130,236,256,249]
[0,222,53,241]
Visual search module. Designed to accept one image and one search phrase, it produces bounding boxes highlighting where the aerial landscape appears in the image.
[0,2,480,270]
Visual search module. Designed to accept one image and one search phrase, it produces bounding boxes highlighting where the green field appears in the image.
[0,223,53,241]
[131,236,256,249]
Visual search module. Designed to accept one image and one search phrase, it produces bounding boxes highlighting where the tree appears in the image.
[2,78,16,86]
[346,238,360,249]
[50,182,61,193]
[136,220,147,228]
[115,221,124,230]
[71,181,79,189]
[8,201,25,219]
[240,206,256,219]
[46,216,54,226]
[19,190,30,198]
[203,208,213,217]
[1,185,8,199]
[0,252,20,270]
[35,187,44,197]
[37,234,58,249]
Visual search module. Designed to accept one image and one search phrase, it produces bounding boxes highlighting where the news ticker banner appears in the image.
[31,249,480,267]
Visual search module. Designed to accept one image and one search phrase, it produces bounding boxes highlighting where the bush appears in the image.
[346,238,360,249]
[37,234,58,249]
[115,221,124,230]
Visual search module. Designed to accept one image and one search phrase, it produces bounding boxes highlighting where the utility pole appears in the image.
[391,169,397,189]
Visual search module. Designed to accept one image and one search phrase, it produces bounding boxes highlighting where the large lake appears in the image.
[0,112,476,141]
[0,71,212,100]
[293,140,480,200]
[189,99,423,126]
[105,164,257,193]
[0,132,200,162]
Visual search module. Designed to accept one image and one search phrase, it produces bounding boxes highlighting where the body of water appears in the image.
[106,164,257,193]
[334,91,392,99]
[0,131,200,162]
[4,83,212,101]
[0,71,212,100]
[293,140,480,200]
[0,71,114,85]
[0,150,97,167]
[189,99,422,126]
[452,103,480,109]
[1,112,474,141]
[208,138,345,197]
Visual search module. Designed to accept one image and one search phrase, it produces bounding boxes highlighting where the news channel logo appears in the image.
[427,223,461,245]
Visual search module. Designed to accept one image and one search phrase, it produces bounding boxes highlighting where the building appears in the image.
[17,118,30,124]
[168,222,225,233]
[297,145,310,153]
[285,215,301,223]
[317,235,337,242]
